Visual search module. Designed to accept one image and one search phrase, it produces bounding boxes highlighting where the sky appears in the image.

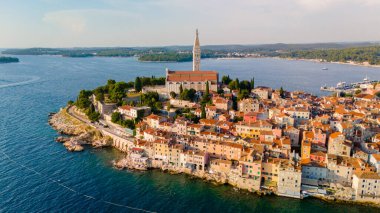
[1,0,380,48]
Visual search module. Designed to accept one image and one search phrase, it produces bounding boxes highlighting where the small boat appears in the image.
[363,75,370,83]
[322,67,328,70]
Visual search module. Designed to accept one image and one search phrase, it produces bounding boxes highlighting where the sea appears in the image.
[1,55,380,212]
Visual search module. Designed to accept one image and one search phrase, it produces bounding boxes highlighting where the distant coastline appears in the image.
[276,57,380,68]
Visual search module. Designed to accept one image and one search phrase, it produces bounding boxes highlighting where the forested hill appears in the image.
[2,42,380,63]
[281,46,380,65]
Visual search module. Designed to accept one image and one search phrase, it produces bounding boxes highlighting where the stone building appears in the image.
[238,98,260,113]
[165,30,218,94]
[328,132,352,157]
[277,160,302,199]
[352,171,380,202]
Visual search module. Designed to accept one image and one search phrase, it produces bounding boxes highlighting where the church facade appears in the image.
[165,30,219,94]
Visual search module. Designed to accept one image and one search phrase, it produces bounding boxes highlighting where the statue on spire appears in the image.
[193,29,201,71]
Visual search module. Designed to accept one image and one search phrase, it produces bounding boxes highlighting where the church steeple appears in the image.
[193,29,201,71]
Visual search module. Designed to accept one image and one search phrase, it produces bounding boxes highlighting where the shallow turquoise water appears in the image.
[0,56,380,212]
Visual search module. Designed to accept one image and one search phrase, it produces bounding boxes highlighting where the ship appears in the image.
[320,76,378,92]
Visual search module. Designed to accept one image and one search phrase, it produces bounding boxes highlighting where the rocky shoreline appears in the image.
[49,107,112,151]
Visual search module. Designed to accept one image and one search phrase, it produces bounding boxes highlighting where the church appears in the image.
[165,30,219,94]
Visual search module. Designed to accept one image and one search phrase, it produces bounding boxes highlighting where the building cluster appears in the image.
[113,86,380,201]
[104,30,380,202]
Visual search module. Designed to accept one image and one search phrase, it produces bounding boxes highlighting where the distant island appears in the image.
[2,42,380,64]
[139,53,193,62]
[0,56,19,64]
[138,51,224,62]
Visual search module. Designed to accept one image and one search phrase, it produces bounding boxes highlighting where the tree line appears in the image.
[281,46,380,65]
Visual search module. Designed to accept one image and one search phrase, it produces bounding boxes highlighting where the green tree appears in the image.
[238,89,250,100]
[134,77,142,92]
[228,79,241,91]
[217,89,224,95]
[180,88,196,101]
[166,102,172,111]
[154,102,163,110]
[201,105,206,119]
[111,112,121,123]
[250,77,255,89]
[232,96,238,111]
[205,81,210,96]
[185,113,200,123]
[86,104,100,122]
[179,84,183,94]
[221,75,232,85]
[93,86,105,102]
[75,90,92,109]
[228,80,238,90]
[280,87,285,98]
[109,81,128,103]
[235,78,240,89]
[107,79,116,86]
[170,91,177,99]
[239,80,251,91]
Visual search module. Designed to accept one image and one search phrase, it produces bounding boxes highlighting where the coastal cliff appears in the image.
[49,107,112,151]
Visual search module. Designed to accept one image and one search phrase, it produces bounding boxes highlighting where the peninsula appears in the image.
[50,30,380,207]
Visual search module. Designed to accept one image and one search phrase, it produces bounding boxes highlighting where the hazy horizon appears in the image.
[2,41,380,50]
[1,0,380,48]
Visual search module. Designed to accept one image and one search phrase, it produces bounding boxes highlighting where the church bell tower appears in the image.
[193,29,201,71]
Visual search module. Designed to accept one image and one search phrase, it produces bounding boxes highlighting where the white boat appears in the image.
[336,81,347,88]
[363,75,370,83]
[322,67,328,70]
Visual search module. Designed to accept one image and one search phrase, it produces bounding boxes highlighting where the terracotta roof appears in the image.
[372,153,380,161]
[199,119,218,125]
[354,171,380,179]
[167,70,218,82]
[311,151,327,157]
[120,105,132,110]
[146,114,160,120]
[330,132,343,139]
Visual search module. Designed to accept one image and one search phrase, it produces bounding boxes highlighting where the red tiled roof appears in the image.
[167,70,218,82]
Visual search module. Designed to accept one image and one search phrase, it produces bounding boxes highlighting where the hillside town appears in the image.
[53,30,380,205]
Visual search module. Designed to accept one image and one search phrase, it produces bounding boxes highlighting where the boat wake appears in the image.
[0,76,41,89]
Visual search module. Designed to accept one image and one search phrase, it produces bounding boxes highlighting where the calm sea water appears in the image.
[1,55,380,212]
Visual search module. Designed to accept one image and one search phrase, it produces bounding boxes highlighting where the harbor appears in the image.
[320,76,379,92]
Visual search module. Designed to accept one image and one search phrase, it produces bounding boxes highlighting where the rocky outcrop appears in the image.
[49,108,112,151]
